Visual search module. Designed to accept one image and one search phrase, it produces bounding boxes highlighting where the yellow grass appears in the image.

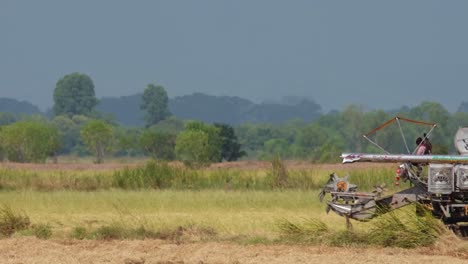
[0,160,407,240]
[0,161,468,262]
[1,190,349,239]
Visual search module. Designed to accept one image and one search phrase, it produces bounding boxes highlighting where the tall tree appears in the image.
[80,119,113,164]
[51,115,86,154]
[53,73,99,117]
[214,123,245,161]
[141,84,171,127]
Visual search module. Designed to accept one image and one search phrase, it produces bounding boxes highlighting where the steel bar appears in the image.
[341,153,468,164]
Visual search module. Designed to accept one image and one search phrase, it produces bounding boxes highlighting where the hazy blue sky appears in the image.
[1,1,468,112]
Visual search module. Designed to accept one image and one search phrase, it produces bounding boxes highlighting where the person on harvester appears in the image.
[416,133,432,155]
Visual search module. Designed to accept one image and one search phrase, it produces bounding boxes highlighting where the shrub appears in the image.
[112,161,182,189]
[0,204,30,237]
[71,226,88,240]
[93,224,127,240]
[139,130,176,160]
[33,223,52,239]
[0,121,60,163]
[175,122,222,167]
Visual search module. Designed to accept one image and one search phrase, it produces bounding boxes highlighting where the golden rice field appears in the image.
[0,160,467,263]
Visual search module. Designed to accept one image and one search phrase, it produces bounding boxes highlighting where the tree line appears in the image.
[1,72,468,164]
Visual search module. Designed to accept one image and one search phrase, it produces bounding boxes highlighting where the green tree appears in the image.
[185,121,222,160]
[53,73,99,117]
[139,130,176,160]
[235,124,276,157]
[80,120,113,163]
[409,101,451,151]
[295,123,329,157]
[175,130,212,167]
[262,138,290,159]
[175,121,222,166]
[0,121,60,163]
[341,104,366,152]
[141,84,171,127]
[150,116,185,134]
[50,115,93,155]
[214,123,245,161]
[114,127,141,157]
[51,115,81,154]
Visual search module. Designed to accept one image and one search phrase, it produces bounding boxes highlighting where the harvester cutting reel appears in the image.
[319,173,419,224]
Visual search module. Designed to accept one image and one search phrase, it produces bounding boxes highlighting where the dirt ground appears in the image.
[0,237,467,264]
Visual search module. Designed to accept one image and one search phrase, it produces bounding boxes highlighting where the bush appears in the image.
[112,161,182,189]
[0,121,60,163]
[139,130,176,160]
[33,223,52,239]
[0,204,30,237]
[71,226,88,240]
[93,224,127,240]
[175,122,222,167]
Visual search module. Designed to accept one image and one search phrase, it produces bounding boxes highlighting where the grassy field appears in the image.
[0,159,400,191]
[1,189,342,239]
[1,160,468,262]
[0,159,434,246]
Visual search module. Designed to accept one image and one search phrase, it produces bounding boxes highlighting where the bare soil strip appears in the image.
[0,237,467,264]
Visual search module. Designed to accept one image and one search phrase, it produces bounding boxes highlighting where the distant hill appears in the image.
[98,93,323,126]
[242,100,322,123]
[171,93,322,124]
[169,93,254,124]
[0,98,41,115]
[0,94,324,126]
[97,94,145,126]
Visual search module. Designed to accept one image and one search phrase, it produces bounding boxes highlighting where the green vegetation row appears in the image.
[3,71,468,165]
[0,160,397,191]
[4,101,468,163]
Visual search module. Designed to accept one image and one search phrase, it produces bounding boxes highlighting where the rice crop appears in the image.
[0,159,426,248]
[277,204,448,248]
[0,160,402,192]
